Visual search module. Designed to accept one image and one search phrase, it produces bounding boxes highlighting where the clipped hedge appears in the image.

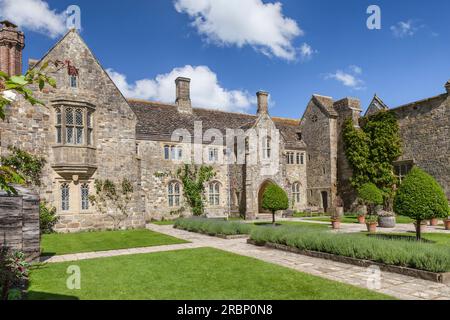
[174,218,252,236]
[250,226,450,273]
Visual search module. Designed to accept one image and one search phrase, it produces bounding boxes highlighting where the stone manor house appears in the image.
[1,22,449,232]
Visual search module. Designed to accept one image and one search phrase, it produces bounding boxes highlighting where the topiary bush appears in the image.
[394,167,449,240]
[358,183,384,215]
[262,184,289,224]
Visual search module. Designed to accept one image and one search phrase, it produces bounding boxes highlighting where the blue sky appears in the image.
[2,0,449,118]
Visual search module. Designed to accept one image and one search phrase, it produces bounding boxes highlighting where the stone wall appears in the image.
[393,94,450,199]
[300,99,334,211]
[0,186,40,261]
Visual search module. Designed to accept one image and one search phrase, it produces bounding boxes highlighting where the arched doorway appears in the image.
[258,180,276,214]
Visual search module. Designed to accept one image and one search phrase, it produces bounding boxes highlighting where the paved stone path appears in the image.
[40,242,203,263]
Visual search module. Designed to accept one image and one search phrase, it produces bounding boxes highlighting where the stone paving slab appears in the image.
[40,242,203,264]
[146,224,450,301]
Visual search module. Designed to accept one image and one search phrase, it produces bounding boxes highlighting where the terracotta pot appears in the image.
[357,215,366,224]
[429,218,439,226]
[331,220,341,230]
[366,222,377,233]
[414,222,427,234]
[444,220,450,230]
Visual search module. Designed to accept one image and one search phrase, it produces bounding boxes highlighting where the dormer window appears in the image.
[55,105,94,146]
[70,75,78,88]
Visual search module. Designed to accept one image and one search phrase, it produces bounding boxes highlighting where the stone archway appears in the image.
[258,180,277,214]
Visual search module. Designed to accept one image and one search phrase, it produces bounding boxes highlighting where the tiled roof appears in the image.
[128,99,305,149]
[312,94,338,116]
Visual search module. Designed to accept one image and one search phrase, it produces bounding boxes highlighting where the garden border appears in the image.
[174,226,249,240]
[247,239,450,284]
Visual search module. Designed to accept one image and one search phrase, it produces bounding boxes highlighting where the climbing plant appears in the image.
[344,111,402,205]
[176,164,216,216]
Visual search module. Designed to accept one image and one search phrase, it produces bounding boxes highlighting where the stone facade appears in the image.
[1,23,448,231]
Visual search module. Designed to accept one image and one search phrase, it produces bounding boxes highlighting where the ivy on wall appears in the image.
[343,111,402,202]
[176,165,216,216]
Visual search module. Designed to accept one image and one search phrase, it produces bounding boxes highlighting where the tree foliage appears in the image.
[394,167,449,240]
[0,60,60,194]
[89,179,134,229]
[0,246,29,300]
[343,111,402,204]
[1,146,45,187]
[358,183,384,215]
[262,184,289,224]
[176,165,215,216]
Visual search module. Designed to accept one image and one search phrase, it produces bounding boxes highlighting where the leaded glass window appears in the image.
[55,106,94,146]
[292,183,301,203]
[168,182,181,207]
[61,183,70,211]
[81,183,89,210]
[209,182,220,206]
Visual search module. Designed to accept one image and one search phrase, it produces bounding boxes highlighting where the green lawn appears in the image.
[41,229,188,256]
[306,215,415,224]
[28,248,392,300]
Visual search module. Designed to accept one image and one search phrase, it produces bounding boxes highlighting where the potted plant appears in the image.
[378,210,396,228]
[356,204,367,224]
[394,167,449,240]
[444,217,450,230]
[331,214,341,230]
[365,215,378,233]
[429,217,439,226]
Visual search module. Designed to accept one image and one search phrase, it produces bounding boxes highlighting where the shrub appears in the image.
[250,226,450,273]
[262,184,289,224]
[0,246,29,300]
[394,167,449,240]
[358,183,383,215]
[39,201,59,234]
[174,218,252,236]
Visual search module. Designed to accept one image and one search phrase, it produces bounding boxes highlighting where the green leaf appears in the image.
[9,75,28,86]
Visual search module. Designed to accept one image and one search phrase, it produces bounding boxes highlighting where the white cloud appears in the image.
[390,20,418,38]
[349,65,362,75]
[325,65,365,90]
[174,0,303,61]
[0,0,66,38]
[107,65,254,113]
[299,43,316,61]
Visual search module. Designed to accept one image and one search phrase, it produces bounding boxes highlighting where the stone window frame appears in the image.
[61,183,70,212]
[292,182,301,203]
[262,136,271,160]
[168,181,182,207]
[53,101,95,147]
[208,147,219,163]
[286,152,294,164]
[70,75,78,88]
[81,183,90,211]
[394,160,414,184]
[208,181,221,207]
[164,145,183,161]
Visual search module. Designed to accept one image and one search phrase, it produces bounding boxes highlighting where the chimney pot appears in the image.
[175,77,192,113]
[257,91,269,116]
[0,20,25,76]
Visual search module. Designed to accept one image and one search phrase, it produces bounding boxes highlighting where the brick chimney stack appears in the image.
[175,77,192,113]
[257,91,269,116]
[0,21,25,76]
[445,80,450,94]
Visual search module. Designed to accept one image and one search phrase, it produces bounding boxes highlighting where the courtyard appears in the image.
[26,218,450,301]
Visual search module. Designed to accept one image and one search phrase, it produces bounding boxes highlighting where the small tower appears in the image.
[0,20,25,76]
